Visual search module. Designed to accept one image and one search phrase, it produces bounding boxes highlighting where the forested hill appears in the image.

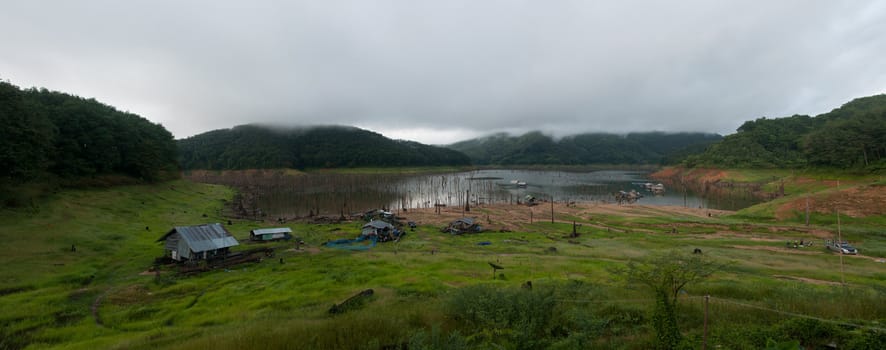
[446,131,722,165]
[1,81,178,204]
[685,94,886,169]
[177,125,471,169]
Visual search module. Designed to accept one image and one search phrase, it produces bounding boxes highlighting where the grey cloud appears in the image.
[2,1,885,143]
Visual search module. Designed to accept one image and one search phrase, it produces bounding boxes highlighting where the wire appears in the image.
[552,295,886,332]
[707,296,886,332]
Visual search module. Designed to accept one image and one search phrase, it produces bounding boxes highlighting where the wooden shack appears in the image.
[442,217,482,234]
[250,227,293,241]
[158,223,239,261]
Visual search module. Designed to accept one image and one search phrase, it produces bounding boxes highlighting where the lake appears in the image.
[188,169,761,219]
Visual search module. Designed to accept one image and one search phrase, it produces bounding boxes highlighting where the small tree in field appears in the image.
[614,250,723,350]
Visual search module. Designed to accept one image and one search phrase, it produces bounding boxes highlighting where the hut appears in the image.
[361,220,402,242]
[158,223,239,261]
[250,227,293,241]
[442,217,482,235]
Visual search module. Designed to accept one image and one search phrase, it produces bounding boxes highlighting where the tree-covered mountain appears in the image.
[0,81,179,205]
[177,124,471,170]
[446,131,722,165]
[685,94,886,169]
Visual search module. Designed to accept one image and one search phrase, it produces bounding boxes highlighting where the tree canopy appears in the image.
[1,81,178,204]
[446,131,722,166]
[686,94,886,170]
[177,124,472,170]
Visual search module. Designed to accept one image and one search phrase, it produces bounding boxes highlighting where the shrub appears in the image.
[446,284,557,349]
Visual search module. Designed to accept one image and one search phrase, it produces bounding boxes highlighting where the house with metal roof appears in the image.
[250,227,292,241]
[361,220,404,242]
[362,220,394,236]
[158,223,239,261]
[442,217,482,235]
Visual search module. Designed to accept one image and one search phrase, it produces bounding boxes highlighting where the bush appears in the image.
[408,326,471,350]
[446,284,557,350]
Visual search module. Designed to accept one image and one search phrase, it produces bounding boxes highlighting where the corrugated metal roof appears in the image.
[165,223,239,252]
[454,217,475,225]
[363,220,394,229]
[251,227,293,235]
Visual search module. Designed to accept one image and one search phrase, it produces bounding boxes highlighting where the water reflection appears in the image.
[188,169,761,219]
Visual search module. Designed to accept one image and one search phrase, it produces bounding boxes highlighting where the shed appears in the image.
[158,223,239,261]
[362,220,394,236]
[442,217,482,234]
[250,227,293,241]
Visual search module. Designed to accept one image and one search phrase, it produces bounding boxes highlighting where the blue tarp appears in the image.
[325,235,378,251]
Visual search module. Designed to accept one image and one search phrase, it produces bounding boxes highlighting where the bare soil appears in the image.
[775,184,886,219]
[396,202,733,232]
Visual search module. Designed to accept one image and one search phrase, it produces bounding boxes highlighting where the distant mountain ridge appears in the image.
[446,131,722,165]
[177,124,471,170]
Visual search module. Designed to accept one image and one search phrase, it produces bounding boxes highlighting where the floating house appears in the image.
[644,182,665,194]
[250,227,293,241]
[158,223,239,261]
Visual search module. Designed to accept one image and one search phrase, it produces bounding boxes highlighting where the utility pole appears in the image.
[836,180,845,286]
[838,208,845,286]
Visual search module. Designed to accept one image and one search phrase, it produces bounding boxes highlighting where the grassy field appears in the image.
[1,173,884,349]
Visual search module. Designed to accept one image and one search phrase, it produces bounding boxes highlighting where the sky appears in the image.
[2,1,885,145]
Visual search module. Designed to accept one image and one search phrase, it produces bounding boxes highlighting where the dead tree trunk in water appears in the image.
[465,189,470,213]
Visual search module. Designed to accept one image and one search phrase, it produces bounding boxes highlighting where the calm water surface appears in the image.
[223,169,760,219]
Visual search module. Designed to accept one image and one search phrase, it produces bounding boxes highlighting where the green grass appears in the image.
[1,178,884,349]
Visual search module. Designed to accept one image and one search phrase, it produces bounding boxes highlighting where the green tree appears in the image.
[614,250,723,350]
[0,82,55,181]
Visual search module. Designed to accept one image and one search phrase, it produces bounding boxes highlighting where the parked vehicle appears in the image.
[825,240,858,255]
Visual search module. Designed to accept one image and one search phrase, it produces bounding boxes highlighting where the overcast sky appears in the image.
[2,1,885,144]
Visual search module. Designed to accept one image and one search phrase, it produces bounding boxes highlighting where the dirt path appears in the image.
[772,275,844,286]
[92,291,107,326]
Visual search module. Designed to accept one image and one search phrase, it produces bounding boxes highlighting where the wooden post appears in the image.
[702,295,709,350]
[530,211,533,224]
[550,196,554,224]
[488,262,504,280]
[805,196,810,226]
